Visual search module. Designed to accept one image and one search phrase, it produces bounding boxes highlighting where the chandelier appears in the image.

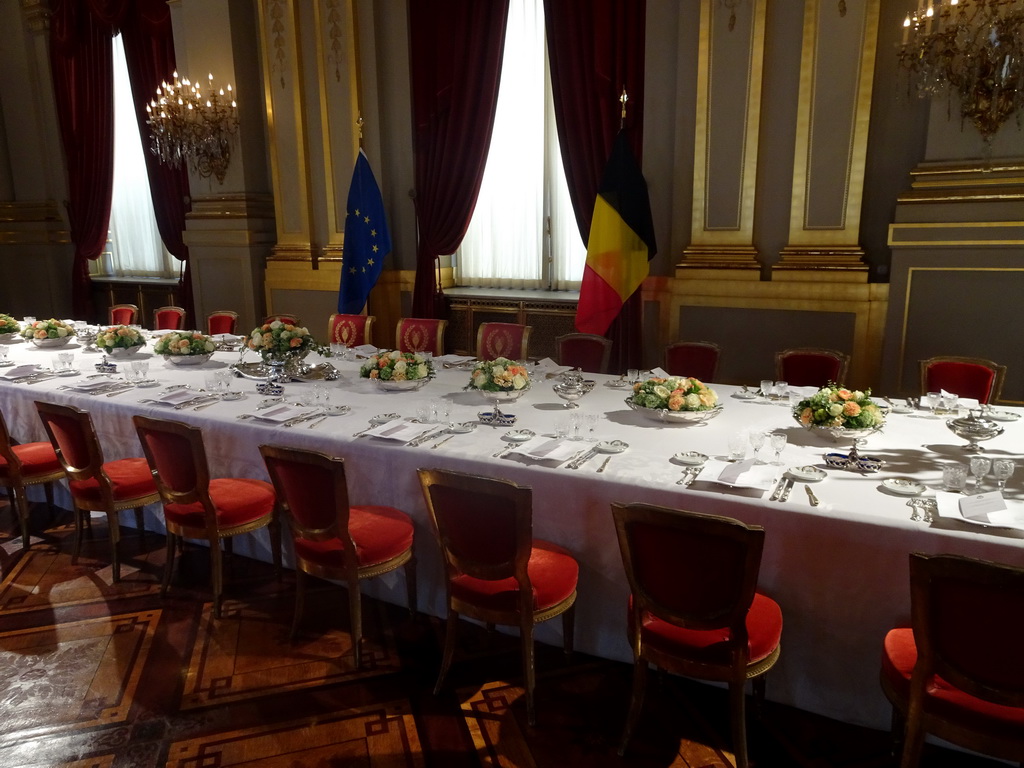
[898,0,1024,140]
[145,72,239,183]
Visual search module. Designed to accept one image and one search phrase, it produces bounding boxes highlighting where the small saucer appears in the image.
[987,410,1020,422]
[448,422,476,434]
[370,412,401,425]
[890,405,914,414]
[220,391,246,400]
[0,360,14,367]
[732,391,758,400]
[605,378,630,389]
[882,477,926,496]
[502,429,535,443]
[596,440,628,453]
[787,465,827,482]
[673,451,708,466]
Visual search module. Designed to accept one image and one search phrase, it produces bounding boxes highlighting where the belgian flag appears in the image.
[575,130,657,337]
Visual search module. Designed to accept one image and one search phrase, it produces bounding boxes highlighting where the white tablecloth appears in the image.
[2,336,1022,731]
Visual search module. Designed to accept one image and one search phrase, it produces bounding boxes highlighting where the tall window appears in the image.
[455,0,585,291]
[93,33,176,278]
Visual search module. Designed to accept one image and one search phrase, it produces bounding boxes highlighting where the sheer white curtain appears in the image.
[456,0,585,290]
[100,34,175,278]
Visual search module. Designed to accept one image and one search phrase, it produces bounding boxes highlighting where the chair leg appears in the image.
[106,511,121,582]
[729,679,750,768]
[211,539,224,618]
[290,568,306,641]
[43,482,55,518]
[14,488,30,549]
[522,619,537,727]
[348,581,363,668]
[900,711,925,768]
[433,609,459,695]
[269,518,282,580]
[618,657,649,756]
[404,556,417,618]
[751,673,767,719]
[561,603,575,658]
[162,532,176,596]
[71,505,83,563]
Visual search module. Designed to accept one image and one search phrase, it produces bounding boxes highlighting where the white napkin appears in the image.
[935,491,1024,530]
[153,388,202,406]
[2,364,40,379]
[702,458,779,490]
[211,333,244,343]
[511,437,581,463]
[435,354,475,365]
[250,404,317,423]
[65,379,120,393]
[534,358,572,376]
[363,420,437,443]
[792,386,821,398]
[649,367,670,378]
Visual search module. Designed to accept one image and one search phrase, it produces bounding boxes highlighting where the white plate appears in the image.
[890,405,914,414]
[503,429,535,443]
[449,422,476,434]
[787,465,827,482]
[55,369,81,377]
[596,440,628,453]
[370,412,401,425]
[0,360,13,367]
[987,410,1020,422]
[605,379,630,389]
[673,451,708,465]
[882,477,926,496]
[732,391,758,400]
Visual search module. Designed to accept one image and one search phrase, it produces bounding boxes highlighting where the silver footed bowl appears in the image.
[626,400,723,424]
[947,410,1003,452]
[793,414,883,443]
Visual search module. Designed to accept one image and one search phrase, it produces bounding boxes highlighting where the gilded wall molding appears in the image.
[21,0,50,33]
[0,201,68,245]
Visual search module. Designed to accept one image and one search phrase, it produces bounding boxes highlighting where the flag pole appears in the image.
[356,114,364,150]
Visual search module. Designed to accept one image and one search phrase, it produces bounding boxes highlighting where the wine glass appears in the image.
[749,431,767,462]
[969,456,991,492]
[992,459,1015,491]
[759,379,773,400]
[769,432,788,465]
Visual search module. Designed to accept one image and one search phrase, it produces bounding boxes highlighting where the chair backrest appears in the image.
[263,314,301,326]
[109,303,139,326]
[418,468,532,585]
[555,333,612,374]
[132,415,212,512]
[775,347,849,387]
[476,322,531,361]
[260,445,355,554]
[920,356,1005,404]
[664,340,721,382]
[611,503,765,640]
[328,313,374,347]
[908,552,1024,708]
[153,306,186,331]
[34,401,106,485]
[207,310,239,336]
[396,318,447,356]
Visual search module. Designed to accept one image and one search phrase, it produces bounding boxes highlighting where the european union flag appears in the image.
[338,149,391,314]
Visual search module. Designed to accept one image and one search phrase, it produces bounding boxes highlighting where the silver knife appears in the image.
[408,428,445,447]
[431,433,455,449]
[596,456,612,473]
[779,478,795,502]
[568,447,599,470]
[769,477,786,501]
[805,485,820,507]
[685,466,704,486]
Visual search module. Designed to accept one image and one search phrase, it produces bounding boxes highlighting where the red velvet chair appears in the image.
[664,340,721,382]
[327,313,375,348]
[263,314,301,326]
[0,409,63,549]
[417,468,578,726]
[920,356,1006,405]
[476,322,531,361]
[611,502,782,766]
[153,306,185,331]
[395,318,447,356]
[134,415,280,617]
[775,347,849,387]
[35,402,158,582]
[207,310,239,336]
[108,303,139,326]
[555,332,612,374]
[261,445,415,667]
[881,553,1024,767]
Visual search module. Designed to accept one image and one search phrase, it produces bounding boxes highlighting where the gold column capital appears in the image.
[21,0,51,33]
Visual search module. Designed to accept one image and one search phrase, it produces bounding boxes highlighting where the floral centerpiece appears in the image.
[154,330,216,356]
[793,384,885,430]
[626,376,722,424]
[0,313,19,335]
[466,357,530,393]
[95,324,145,355]
[360,350,433,383]
[20,318,76,347]
[247,320,319,359]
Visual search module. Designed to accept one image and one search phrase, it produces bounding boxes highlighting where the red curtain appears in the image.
[50,0,114,319]
[545,0,648,372]
[50,0,191,323]
[408,0,509,318]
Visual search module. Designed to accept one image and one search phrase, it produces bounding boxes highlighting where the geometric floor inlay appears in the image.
[0,611,160,741]
[165,700,425,767]
[181,590,401,710]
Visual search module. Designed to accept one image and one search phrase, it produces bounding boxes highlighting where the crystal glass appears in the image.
[992,459,1015,491]
[969,456,991,492]
[760,379,773,399]
[0,346,8,364]
[749,431,767,462]
[925,391,941,412]
[942,464,968,493]
[627,368,640,384]
[728,432,747,461]
[773,381,788,401]
[131,360,149,380]
[769,432,788,465]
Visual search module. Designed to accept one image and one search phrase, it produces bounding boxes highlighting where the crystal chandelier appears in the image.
[145,72,239,183]
[898,0,1024,140]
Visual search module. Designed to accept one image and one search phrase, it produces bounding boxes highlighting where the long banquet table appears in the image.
[1,336,1022,732]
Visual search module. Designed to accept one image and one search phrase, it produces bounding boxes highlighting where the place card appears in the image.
[251,404,314,423]
[511,437,580,463]
[934,491,1024,531]
[703,458,778,491]
[363,420,436,443]
[959,491,1008,522]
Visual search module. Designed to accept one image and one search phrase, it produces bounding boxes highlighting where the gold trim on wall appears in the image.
[887,221,1024,247]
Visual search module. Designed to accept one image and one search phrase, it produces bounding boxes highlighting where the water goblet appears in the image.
[131,360,149,381]
[23,316,35,324]
[727,431,747,462]
[969,456,991,492]
[627,368,640,384]
[583,412,600,441]
[925,391,941,413]
[59,352,75,371]
[0,347,9,364]
[993,460,1015,492]
[759,379,773,399]
[942,464,968,494]
[749,431,767,462]
[769,432,788,465]
[432,397,451,428]
[554,415,572,440]
[773,381,788,401]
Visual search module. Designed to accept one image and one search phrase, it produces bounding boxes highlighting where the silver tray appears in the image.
[230,361,340,382]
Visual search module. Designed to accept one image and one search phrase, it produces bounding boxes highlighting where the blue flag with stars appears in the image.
[338,149,391,314]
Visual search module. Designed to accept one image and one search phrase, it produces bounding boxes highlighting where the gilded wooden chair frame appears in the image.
[555,332,612,374]
[918,356,1006,405]
[108,303,139,326]
[260,445,415,666]
[0,409,62,548]
[327,313,375,348]
[35,401,156,581]
[476,322,532,361]
[417,467,577,726]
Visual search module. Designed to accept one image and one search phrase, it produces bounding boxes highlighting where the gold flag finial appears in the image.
[619,87,628,128]
[356,115,364,148]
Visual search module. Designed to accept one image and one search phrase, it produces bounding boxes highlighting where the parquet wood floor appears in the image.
[0,501,1008,767]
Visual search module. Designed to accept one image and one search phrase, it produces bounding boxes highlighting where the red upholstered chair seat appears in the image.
[164,477,275,529]
[882,627,1024,741]
[556,333,612,374]
[109,304,138,326]
[451,539,579,612]
[664,341,721,382]
[207,311,238,336]
[153,306,185,331]
[923,360,1000,404]
[0,442,61,478]
[292,504,414,568]
[68,457,156,504]
[631,592,782,666]
[776,348,849,387]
